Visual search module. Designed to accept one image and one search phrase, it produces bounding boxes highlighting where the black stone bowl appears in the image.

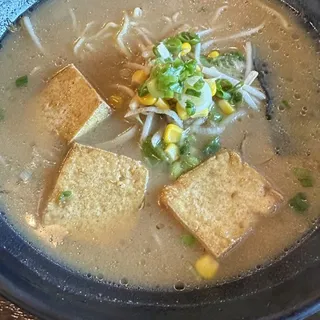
[0,0,319,319]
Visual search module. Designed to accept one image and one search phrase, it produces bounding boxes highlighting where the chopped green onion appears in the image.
[180,135,196,155]
[170,155,201,180]
[230,91,243,104]
[181,234,196,246]
[185,88,201,97]
[293,168,314,188]
[200,52,245,79]
[203,136,221,156]
[281,100,291,109]
[177,32,200,46]
[216,79,233,92]
[153,45,161,58]
[193,78,205,91]
[185,100,196,116]
[183,155,200,168]
[138,83,149,97]
[231,81,244,92]
[58,190,72,202]
[209,107,224,123]
[170,161,185,179]
[216,79,233,100]
[180,143,190,155]
[154,146,169,162]
[142,138,161,165]
[142,137,168,166]
[289,192,309,213]
[0,108,4,121]
[164,37,182,55]
[15,75,28,88]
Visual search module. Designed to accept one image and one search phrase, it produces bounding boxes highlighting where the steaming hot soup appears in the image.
[0,0,319,290]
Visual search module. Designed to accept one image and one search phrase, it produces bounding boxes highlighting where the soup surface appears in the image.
[0,0,319,290]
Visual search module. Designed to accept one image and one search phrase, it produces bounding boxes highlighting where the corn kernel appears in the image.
[155,98,170,110]
[165,143,180,162]
[137,94,157,106]
[176,102,189,121]
[205,79,217,96]
[191,108,209,118]
[218,99,235,115]
[195,254,219,280]
[196,65,202,72]
[132,70,148,85]
[109,95,123,108]
[208,50,220,59]
[163,124,183,144]
[180,42,192,56]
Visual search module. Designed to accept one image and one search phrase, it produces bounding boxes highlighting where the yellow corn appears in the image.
[136,94,157,106]
[180,42,192,56]
[165,143,180,162]
[163,124,183,144]
[109,95,123,108]
[155,98,170,110]
[195,254,219,280]
[218,99,235,115]
[132,70,148,85]
[208,50,220,59]
[176,102,189,121]
[196,65,202,72]
[205,79,217,96]
[192,108,209,118]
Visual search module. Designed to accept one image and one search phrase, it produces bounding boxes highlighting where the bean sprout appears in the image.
[21,16,45,54]
[96,126,138,149]
[116,12,132,57]
[140,113,154,141]
[111,84,135,97]
[257,1,290,29]
[133,7,143,18]
[125,107,183,128]
[69,8,77,32]
[245,41,253,78]
[212,5,228,22]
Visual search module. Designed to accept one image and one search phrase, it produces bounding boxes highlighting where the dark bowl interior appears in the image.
[0,0,320,319]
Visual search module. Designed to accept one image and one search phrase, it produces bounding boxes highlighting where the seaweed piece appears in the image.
[252,50,274,120]
[253,47,293,155]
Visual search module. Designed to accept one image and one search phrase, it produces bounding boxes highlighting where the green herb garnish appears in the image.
[183,155,201,168]
[200,52,245,79]
[58,190,72,203]
[179,134,196,155]
[215,79,243,104]
[203,136,221,156]
[181,234,196,246]
[193,78,205,91]
[170,161,185,179]
[15,75,28,88]
[142,137,168,166]
[281,100,291,109]
[209,107,224,123]
[164,37,182,55]
[230,90,243,105]
[177,32,200,46]
[185,88,201,97]
[170,155,200,179]
[293,168,314,187]
[185,100,196,116]
[289,192,309,213]
[146,58,198,99]
[215,79,233,100]
[138,82,149,97]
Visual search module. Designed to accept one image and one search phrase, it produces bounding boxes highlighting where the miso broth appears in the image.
[0,0,319,289]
